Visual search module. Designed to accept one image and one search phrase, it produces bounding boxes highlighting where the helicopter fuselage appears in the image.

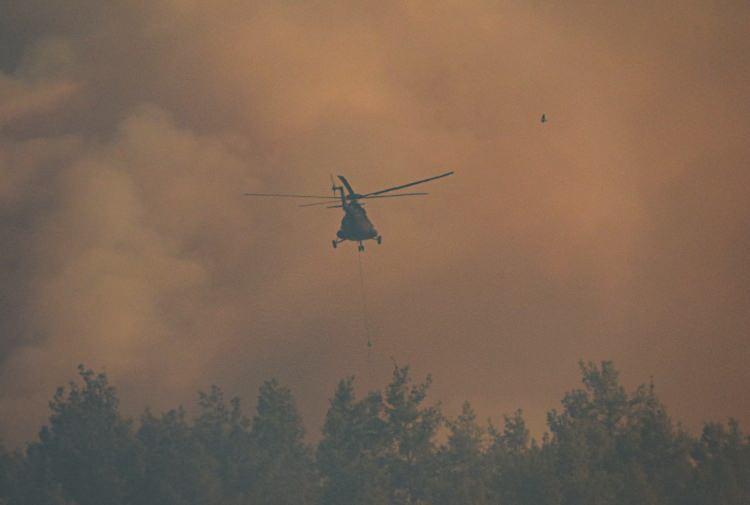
[337,201,378,241]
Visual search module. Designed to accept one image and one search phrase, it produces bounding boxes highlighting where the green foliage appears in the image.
[193,384,251,499]
[1,360,748,505]
[546,361,694,505]
[317,377,390,505]
[317,366,442,505]
[136,407,222,505]
[248,379,315,505]
[383,366,442,504]
[486,409,561,505]
[24,365,142,505]
[431,402,489,505]
[688,420,750,505]
[0,443,20,504]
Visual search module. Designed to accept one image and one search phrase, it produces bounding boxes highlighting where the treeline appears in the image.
[1,362,749,505]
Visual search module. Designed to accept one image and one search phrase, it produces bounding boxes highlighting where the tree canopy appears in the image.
[0,360,748,505]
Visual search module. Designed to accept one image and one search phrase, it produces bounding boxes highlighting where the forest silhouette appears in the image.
[1,361,748,505]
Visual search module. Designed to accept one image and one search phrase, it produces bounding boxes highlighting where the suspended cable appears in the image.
[356,250,373,363]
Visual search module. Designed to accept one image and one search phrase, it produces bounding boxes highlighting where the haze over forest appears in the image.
[2,0,750,453]
[1,361,749,504]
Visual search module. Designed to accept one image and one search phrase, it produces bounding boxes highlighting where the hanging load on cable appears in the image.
[244,171,454,252]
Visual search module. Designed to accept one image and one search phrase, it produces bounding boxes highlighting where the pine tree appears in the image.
[0,442,20,504]
[193,385,253,500]
[486,409,562,505]
[430,402,489,505]
[249,379,315,505]
[317,377,390,505]
[25,365,142,505]
[382,366,441,505]
[136,407,222,505]
[689,419,749,505]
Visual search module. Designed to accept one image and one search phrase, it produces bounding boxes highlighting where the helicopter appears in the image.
[244,171,454,251]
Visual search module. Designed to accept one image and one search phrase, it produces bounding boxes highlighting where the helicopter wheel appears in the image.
[358,244,365,252]
[376,236,382,245]
[332,240,337,249]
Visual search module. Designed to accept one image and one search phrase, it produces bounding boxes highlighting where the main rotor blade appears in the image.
[298,200,342,207]
[299,192,428,207]
[361,171,454,198]
[244,193,338,199]
[360,192,429,200]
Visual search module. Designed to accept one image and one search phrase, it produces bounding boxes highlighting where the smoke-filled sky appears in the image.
[1,0,749,444]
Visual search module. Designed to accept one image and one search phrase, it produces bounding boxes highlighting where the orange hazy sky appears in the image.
[1,0,749,444]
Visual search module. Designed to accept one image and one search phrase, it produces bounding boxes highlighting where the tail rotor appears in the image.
[330,173,346,206]
[330,174,339,195]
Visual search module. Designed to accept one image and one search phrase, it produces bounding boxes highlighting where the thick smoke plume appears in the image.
[1,0,749,443]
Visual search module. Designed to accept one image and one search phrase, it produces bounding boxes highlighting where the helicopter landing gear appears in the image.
[376,235,382,245]
[358,242,365,252]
